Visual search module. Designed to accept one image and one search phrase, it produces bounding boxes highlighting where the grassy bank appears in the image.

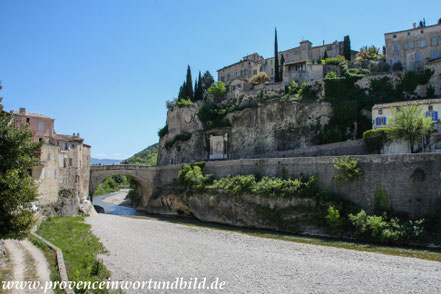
[35,216,110,293]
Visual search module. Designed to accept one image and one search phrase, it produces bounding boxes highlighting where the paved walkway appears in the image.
[87,213,441,294]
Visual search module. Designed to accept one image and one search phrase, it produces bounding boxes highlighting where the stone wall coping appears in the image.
[31,232,75,294]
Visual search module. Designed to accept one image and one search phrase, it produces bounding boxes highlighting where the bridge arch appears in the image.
[90,165,157,208]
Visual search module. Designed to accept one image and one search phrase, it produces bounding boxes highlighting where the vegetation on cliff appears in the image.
[174,162,440,246]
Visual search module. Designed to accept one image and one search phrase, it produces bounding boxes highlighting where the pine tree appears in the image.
[201,71,214,95]
[185,65,193,100]
[274,28,280,82]
[343,35,351,61]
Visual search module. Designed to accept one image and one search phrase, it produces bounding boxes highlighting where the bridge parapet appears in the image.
[90,164,155,171]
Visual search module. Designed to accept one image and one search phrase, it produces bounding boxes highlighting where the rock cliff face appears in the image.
[146,193,322,234]
[225,100,332,159]
[157,100,332,165]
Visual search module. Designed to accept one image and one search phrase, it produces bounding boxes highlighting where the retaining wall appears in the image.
[153,153,441,218]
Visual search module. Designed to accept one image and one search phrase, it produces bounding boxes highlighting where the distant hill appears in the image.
[122,143,158,166]
[91,158,122,165]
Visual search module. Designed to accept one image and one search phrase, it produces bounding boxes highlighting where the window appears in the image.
[394,57,400,64]
[418,40,426,48]
[389,59,393,66]
[54,170,58,179]
[407,32,411,36]
[46,168,51,179]
[231,85,235,91]
[42,168,45,179]
[69,158,73,166]
[426,111,438,121]
[227,74,230,80]
[47,152,51,161]
[378,109,383,115]
[428,105,433,111]
[220,76,224,82]
[432,37,439,46]
[415,53,420,62]
[235,72,238,78]
[376,117,387,126]
[432,51,439,59]
[393,34,397,38]
[26,118,30,123]
[253,70,257,75]
[393,44,399,51]
[270,60,273,65]
[63,158,67,168]
[237,83,241,89]
[407,42,414,49]
[38,122,45,132]
[39,138,43,142]
[421,30,424,34]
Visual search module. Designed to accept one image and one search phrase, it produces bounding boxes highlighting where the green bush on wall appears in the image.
[362,128,389,153]
[333,156,363,182]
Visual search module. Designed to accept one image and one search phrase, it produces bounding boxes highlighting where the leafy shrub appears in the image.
[249,72,271,85]
[158,124,168,138]
[348,210,425,244]
[175,98,193,107]
[282,81,318,101]
[397,69,435,94]
[325,205,344,229]
[321,55,346,65]
[207,81,227,101]
[197,103,231,130]
[325,71,338,79]
[362,128,389,153]
[333,156,363,182]
[211,175,257,195]
[177,162,212,191]
[209,174,320,199]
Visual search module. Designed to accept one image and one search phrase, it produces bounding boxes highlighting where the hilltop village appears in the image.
[158,20,441,165]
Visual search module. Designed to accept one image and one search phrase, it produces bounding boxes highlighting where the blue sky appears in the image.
[1,1,440,159]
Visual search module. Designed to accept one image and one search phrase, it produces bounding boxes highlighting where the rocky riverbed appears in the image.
[86,213,441,294]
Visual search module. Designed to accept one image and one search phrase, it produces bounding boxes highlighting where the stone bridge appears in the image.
[89,165,157,207]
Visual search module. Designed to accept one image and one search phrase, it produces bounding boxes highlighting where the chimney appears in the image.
[77,133,80,137]
[73,133,75,137]
[19,108,26,114]
[413,23,416,29]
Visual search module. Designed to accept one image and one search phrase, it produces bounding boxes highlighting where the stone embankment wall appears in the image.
[150,153,441,219]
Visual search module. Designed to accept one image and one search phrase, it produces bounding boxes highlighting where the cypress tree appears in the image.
[194,71,203,101]
[343,35,351,61]
[274,28,280,82]
[185,65,193,100]
[178,81,187,100]
[323,49,328,59]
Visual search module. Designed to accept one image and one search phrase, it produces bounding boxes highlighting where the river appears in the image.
[93,189,146,216]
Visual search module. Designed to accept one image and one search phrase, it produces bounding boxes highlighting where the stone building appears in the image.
[372,98,441,132]
[11,108,91,209]
[385,21,441,71]
[217,38,356,87]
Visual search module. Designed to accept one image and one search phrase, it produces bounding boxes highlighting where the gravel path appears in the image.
[3,239,53,294]
[86,213,441,294]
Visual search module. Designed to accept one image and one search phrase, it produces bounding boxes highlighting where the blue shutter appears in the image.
[426,112,430,118]
[376,118,379,126]
[383,117,387,125]
[435,111,438,121]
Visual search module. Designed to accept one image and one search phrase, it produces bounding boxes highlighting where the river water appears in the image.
[93,190,146,216]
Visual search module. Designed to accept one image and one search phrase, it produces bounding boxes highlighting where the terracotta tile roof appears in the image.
[373,98,441,109]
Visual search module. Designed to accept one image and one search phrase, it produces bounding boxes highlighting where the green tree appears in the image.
[356,46,380,61]
[323,49,328,59]
[193,71,203,101]
[201,71,214,95]
[0,98,41,239]
[274,28,281,82]
[178,81,187,100]
[207,81,226,101]
[343,35,351,61]
[185,65,193,100]
[387,105,432,153]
